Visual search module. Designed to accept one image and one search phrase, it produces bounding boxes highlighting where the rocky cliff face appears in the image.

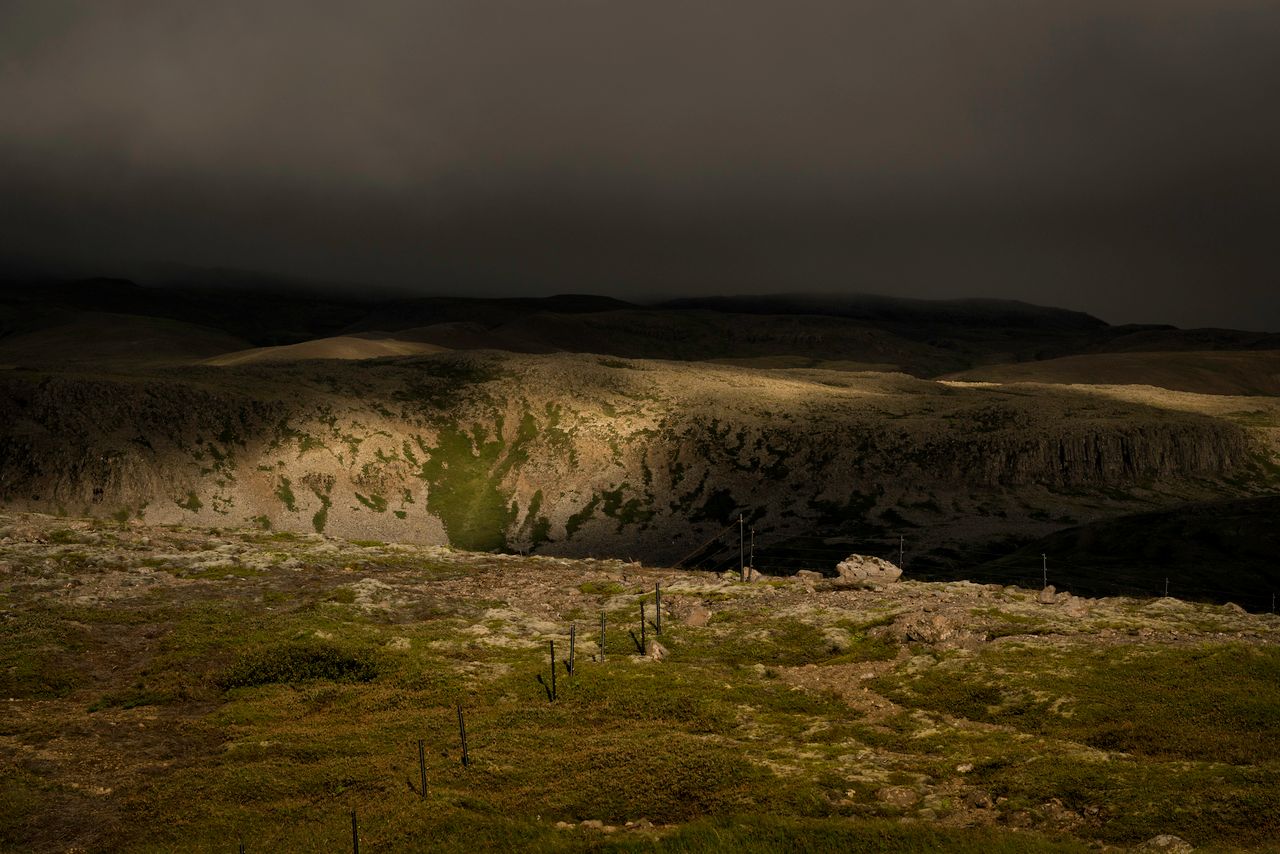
[0,353,1272,562]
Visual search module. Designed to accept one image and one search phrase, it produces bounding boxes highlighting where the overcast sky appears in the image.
[2,1,1278,329]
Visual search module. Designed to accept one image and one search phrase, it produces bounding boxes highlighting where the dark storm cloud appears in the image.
[2,0,1278,328]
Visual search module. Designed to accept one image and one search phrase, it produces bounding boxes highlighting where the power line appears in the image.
[671,519,742,569]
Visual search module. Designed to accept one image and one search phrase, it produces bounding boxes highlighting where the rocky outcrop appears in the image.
[836,554,902,585]
[0,352,1270,563]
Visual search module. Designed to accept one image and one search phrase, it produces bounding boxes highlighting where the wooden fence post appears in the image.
[640,601,647,654]
[457,704,469,767]
[418,738,427,799]
[655,582,662,635]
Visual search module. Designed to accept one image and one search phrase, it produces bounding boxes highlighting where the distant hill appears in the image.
[346,294,637,333]
[0,309,251,367]
[205,335,448,366]
[659,293,1107,331]
[3,278,1280,378]
[946,350,1280,396]
[1092,326,1280,353]
[372,310,961,373]
[2,278,372,346]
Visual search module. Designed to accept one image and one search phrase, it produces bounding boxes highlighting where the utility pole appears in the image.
[749,527,755,569]
[899,535,904,569]
[1042,554,1047,590]
[1164,578,1169,598]
[739,514,745,582]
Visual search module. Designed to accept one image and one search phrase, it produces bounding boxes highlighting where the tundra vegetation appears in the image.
[2,512,1278,852]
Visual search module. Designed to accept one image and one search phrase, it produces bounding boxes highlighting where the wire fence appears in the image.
[675,517,1279,614]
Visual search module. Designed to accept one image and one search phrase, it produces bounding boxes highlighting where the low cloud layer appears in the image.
[2,1,1278,328]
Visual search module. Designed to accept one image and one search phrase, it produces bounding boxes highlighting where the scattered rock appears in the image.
[1041,798,1081,828]
[744,567,763,582]
[684,605,711,627]
[648,640,668,661]
[875,786,920,808]
[822,627,851,653]
[386,636,411,651]
[1136,835,1194,853]
[892,613,981,648]
[350,577,397,608]
[965,789,993,809]
[955,763,973,773]
[795,569,824,581]
[579,819,604,831]
[835,554,902,585]
[1037,585,1058,605]
[1224,602,1247,615]
[1062,597,1090,618]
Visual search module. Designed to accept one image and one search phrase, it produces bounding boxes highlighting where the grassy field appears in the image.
[3,514,1280,852]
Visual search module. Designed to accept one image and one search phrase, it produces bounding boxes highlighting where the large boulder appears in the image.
[835,554,902,585]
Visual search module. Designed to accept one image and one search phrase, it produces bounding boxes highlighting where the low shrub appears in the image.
[217,642,378,689]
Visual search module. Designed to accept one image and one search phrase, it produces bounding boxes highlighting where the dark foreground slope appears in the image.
[907,496,1280,612]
